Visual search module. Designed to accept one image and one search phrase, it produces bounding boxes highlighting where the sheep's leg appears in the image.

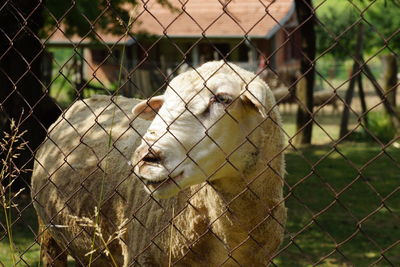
[38,219,68,267]
[40,231,68,267]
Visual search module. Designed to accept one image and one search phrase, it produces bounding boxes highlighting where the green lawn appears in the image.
[0,195,41,267]
[1,143,399,266]
[281,112,346,145]
[275,143,400,266]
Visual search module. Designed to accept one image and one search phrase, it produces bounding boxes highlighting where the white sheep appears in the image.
[31,61,287,266]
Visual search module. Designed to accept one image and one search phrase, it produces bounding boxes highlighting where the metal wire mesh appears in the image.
[1,0,399,266]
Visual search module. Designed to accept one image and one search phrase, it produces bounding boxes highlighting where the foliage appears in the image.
[314,0,400,60]
[363,0,400,55]
[350,112,397,143]
[42,0,173,39]
[315,2,360,61]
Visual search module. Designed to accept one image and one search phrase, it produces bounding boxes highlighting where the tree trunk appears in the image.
[357,74,369,128]
[0,0,61,189]
[339,23,364,139]
[339,61,358,138]
[382,54,398,108]
[363,63,400,130]
[294,0,316,146]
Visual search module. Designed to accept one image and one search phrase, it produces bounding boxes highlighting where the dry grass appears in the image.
[69,207,128,266]
[0,118,29,266]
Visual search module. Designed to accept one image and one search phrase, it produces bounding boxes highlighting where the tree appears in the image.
[382,54,398,107]
[0,0,61,189]
[365,1,400,109]
[315,0,400,138]
[315,6,360,62]
[294,0,316,146]
[339,23,365,138]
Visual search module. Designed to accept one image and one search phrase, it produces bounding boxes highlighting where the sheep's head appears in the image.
[132,62,277,199]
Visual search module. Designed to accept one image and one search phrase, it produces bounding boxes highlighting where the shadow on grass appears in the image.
[275,143,400,266]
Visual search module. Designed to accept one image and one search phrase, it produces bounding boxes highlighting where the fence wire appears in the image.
[0,0,399,266]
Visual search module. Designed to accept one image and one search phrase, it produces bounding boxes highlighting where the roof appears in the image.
[46,0,295,45]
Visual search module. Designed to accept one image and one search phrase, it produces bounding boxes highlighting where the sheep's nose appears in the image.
[141,148,162,164]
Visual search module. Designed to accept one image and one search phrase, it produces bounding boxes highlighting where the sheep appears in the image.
[31,61,287,266]
[272,87,296,113]
[313,90,339,113]
[272,87,339,114]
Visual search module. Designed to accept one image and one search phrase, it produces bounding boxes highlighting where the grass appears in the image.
[0,196,41,267]
[281,110,358,145]
[275,143,400,266]
[1,142,399,266]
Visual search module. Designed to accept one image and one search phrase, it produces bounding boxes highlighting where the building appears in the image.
[46,0,300,97]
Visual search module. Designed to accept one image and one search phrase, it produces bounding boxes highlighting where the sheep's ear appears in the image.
[240,81,267,118]
[132,96,164,120]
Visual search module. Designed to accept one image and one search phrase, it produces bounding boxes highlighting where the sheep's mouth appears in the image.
[143,172,184,190]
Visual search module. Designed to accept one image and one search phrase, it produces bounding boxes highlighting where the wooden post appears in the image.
[382,54,398,108]
[339,23,364,139]
[192,45,199,67]
[357,74,369,128]
[294,0,316,145]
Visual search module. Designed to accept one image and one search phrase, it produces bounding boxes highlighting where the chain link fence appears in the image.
[1,0,399,266]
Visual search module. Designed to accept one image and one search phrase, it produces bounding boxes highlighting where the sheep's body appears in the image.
[32,62,286,266]
[32,96,149,265]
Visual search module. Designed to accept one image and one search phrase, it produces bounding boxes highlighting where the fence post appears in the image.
[294,0,315,145]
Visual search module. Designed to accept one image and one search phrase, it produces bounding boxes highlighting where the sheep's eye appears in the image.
[212,94,233,105]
